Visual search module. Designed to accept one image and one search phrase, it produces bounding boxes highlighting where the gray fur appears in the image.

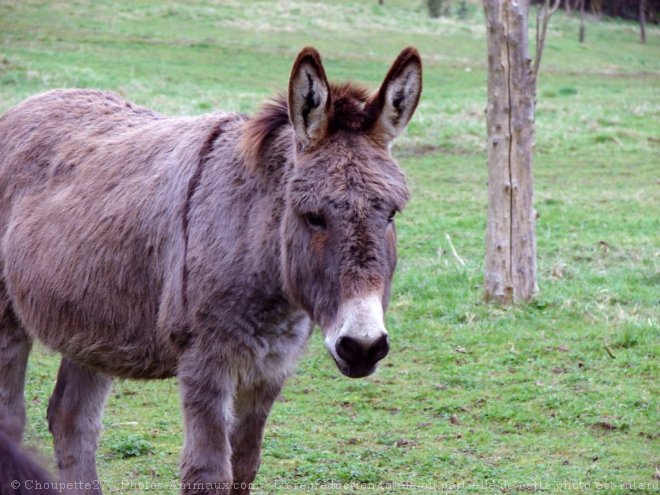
[0,47,422,494]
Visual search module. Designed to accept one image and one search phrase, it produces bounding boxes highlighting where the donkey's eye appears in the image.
[388,210,397,223]
[304,212,326,230]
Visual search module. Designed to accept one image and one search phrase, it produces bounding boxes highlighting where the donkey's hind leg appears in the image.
[47,358,112,495]
[0,303,32,444]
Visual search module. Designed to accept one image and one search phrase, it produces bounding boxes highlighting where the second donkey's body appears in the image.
[0,47,422,494]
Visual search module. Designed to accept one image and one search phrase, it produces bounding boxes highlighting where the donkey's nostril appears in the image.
[368,334,389,363]
[335,334,389,367]
[335,336,365,364]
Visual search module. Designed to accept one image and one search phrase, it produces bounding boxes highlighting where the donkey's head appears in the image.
[281,47,422,378]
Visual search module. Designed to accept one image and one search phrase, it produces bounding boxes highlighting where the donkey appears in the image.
[0,47,422,494]
[0,433,60,495]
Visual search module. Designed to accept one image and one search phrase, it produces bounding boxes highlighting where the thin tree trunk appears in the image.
[640,0,647,44]
[483,0,537,303]
[565,0,571,16]
[579,0,585,43]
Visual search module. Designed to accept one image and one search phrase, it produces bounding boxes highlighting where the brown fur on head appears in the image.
[280,132,410,328]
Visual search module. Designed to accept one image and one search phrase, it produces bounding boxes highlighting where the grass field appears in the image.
[1,1,659,494]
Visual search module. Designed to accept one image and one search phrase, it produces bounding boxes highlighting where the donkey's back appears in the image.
[0,89,207,223]
[0,89,159,206]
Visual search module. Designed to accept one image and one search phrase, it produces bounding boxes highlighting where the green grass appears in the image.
[1,1,659,494]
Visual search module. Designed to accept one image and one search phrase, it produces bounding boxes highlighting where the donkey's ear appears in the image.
[369,47,422,143]
[288,47,331,148]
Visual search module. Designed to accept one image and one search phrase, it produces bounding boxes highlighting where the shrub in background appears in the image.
[427,0,450,18]
[456,0,469,19]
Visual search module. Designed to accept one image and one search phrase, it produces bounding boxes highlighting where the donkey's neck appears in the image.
[209,120,296,295]
[246,127,297,287]
[184,119,302,335]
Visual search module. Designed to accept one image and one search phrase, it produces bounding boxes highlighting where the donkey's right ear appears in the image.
[288,47,332,149]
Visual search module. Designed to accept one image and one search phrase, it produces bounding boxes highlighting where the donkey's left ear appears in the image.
[288,47,332,149]
[369,47,422,143]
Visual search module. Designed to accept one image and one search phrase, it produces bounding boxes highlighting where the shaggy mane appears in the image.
[239,83,375,170]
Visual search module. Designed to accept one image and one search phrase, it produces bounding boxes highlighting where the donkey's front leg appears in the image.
[179,350,235,495]
[47,358,112,495]
[229,380,283,495]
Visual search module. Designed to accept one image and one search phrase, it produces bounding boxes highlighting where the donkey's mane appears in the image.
[240,83,374,169]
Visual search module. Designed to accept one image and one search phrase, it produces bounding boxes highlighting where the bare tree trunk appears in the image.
[565,0,572,16]
[482,0,538,303]
[640,0,647,44]
[579,0,585,43]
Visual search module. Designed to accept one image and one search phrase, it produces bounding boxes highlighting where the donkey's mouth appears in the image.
[330,355,377,379]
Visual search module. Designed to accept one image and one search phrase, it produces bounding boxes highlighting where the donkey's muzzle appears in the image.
[335,334,389,377]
